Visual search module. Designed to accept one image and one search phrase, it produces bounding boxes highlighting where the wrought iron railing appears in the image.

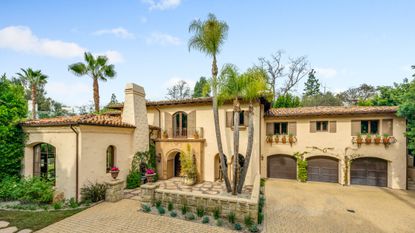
[162,127,204,139]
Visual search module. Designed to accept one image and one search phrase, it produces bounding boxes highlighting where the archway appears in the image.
[267,154,296,179]
[351,157,387,187]
[33,143,56,183]
[307,156,339,183]
[174,152,181,177]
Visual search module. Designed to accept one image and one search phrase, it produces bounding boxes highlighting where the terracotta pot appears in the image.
[110,170,119,180]
[274,136,279,144]
[289,136,294,144]
[383,137,390,145]
[374,138,381,144]
[356,138,363,145]
[365,138,372,144]
[193,133,200,139]
[266,136,272,144]
[282,136,287,144]
[146,173,156,183]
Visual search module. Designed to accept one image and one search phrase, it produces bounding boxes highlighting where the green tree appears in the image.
[398,67,415,153]
[0,74,27,181]
[303,69,321,96]
[192,77,211,98]
[302,92,343,106]
[337,84,377,105]
[16,68,48,119]
[68,52,116,112]
[188,13,232,192]
[273,94,301,108]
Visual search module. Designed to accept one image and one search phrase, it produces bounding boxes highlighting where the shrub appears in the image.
[213,207,221,220]
[157,206,165,215]
[259,196,265,210]
[294,152,308,182]
[142,204,151,213]
[126,170,141,189]
[18,177,54,204]
[68,198,79,208]
[234,223,242,231]
[216,219,223,227]
[167,201,174,211]
[260,178,266,187]
[244,214,254,227]
[181,204,189,215]
[185,212,195,221]
[227,212,236,224]
[202,216,209,224]
[53,201,63,210]
[0,177,20,201]
[249,224,259,233]
[155,200,162,208]
[170,210,177,217]
[80,182,106,203]
[258,212,264,224]
[196,206,205,217]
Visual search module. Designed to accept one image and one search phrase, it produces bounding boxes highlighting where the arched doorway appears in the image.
[167,151,182,179]
[173,111,188,138]
[351,157,387,187]
[174,152,181,177]
[267,155,296,179]
[307,156,339,183]
[33,143,56,183]
[214,154,228,181]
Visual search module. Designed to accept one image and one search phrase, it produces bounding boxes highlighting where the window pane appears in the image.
[239,111,244,125]
[322,121,328,131]
[281,123,288,134]
[370,120,379,134]
[361,121,369,134]
[316,121,321,131]
[274,123,280,135]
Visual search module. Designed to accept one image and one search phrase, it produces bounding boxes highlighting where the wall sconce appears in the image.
[157,153,162,163]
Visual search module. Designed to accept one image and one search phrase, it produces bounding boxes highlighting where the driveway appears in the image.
[265,179,415,233]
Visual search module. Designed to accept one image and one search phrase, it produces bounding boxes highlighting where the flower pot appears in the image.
[289,136,294,144]
[110,170,119,180]
[282,136,287,144]
[356,138,363,145]
[365,138,372,144]
[266,136,272,144]
[383,138,390,145]
[145,173,156,183]
[193,134,200,139]
[274,136,279,144]
[182,176,196,186]
[374,138,381,144]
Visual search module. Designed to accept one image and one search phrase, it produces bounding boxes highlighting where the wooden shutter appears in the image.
[288,122,297,136]
[329,121,337,133]
[188,110,196,132]
[351,120,361,136]
[310,121,316,133]
[164,112,172,135]
[243,111,249,127]
[226,111,233,128]
[382,119,393,136]
[266,123,274,135]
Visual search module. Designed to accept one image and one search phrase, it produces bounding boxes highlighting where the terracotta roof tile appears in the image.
[146,97,212,106]
[22,114,135,128]
[265,106,398,118]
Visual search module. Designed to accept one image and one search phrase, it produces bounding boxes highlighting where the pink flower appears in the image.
[111,167,119,172]
[146,169,155,175]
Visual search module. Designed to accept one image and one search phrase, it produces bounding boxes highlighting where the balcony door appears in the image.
[173,111,187,138]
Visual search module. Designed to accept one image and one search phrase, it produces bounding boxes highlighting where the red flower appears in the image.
[111,167,119,172]
[145,169,155,175]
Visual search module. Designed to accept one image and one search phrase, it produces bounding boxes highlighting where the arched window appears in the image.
[173,111,187,138]
[106,146,115,173]
[33,143,56,183]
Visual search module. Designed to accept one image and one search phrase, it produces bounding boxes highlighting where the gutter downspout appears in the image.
[70,125,79,202]
[155,106,161,137]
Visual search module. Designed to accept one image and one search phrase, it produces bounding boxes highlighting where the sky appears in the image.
[0,0,414,108]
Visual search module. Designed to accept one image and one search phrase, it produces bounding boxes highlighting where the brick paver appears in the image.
[37,199,233,233]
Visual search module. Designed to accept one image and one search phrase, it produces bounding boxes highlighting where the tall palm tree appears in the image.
[218,64,246,195]
[16,68,48,119]
[68,52,116,112]
[188,13,232,192]
[236,67,270,193]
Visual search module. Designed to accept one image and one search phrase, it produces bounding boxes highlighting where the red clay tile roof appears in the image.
[22,114,135,128]
[265,106,398,118]
[146,97,213,106]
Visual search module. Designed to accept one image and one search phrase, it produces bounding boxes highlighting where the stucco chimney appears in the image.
[122,83,149,153]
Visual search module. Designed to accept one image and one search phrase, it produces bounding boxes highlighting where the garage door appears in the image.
[351,157,387,187]
[267,155,296,179]
[307,156,339,183]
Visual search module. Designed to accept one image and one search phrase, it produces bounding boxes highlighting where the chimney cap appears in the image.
[125,83,145,96]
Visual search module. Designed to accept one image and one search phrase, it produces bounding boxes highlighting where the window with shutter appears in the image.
[382,119,393,136]
[273,122,288,135]
[329,121,337,133]
[243,111,249,126]
[266,123,274,135]
[288,122,297,136]
[226,111,233,127]
[310,121,316,133]
[351,120,361,136]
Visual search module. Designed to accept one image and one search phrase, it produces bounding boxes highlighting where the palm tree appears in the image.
[188,13,232,192]
[16,68,48,119]
[236,67,270,193]
[68,52,116,112]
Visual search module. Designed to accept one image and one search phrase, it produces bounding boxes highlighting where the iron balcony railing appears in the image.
[162,127,204,139]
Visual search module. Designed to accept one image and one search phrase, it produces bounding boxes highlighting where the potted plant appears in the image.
[374,134,381,144]
[193,130,200,139]
[110,167,120,180]
[356,133,363,145]
[162,130,168,139]
[145,168,157,183]
[281,134,287,144]
[365,134,372,144]
[288,133,296,146]
[383,133,390,145]
[266,135,273,144]
[274,134,280,144]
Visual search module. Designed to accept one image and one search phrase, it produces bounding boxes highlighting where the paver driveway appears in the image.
[37,199,233,233]
[265,179,415,233]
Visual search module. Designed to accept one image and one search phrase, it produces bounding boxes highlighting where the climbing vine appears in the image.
[294,152,308,182]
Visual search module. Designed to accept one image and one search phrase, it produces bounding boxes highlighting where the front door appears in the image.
[174,153,181,177]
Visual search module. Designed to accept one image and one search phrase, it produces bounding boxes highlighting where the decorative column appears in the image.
[105,179,125,202]
[140,183,159,206]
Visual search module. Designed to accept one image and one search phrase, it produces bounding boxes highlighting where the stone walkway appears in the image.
[0,221,31,233]
[37,199,233,233]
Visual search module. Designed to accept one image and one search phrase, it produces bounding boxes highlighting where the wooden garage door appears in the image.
[267,155,296,179]
[351,158,387,187]
[307,156,339,183]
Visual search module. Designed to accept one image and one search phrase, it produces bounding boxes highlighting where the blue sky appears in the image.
[0,0,414,108]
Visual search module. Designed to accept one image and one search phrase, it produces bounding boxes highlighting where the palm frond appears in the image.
[68,63,88,76]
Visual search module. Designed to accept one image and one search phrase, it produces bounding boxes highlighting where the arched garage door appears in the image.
[351,157,387,187]
[267,155,296,179]
[307,156,339,183]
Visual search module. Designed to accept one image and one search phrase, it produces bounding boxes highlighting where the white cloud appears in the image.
[92,27,135,39]
[142,0,181,10]
[101,50,124,64]
[0,26,85,58]
[146,32,182,46]
[46,81,91,106]
[315,68,337,78]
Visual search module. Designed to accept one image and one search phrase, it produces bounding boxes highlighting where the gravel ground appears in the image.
[264,179,415,233]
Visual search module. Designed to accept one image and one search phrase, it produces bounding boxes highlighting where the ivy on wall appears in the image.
[294,152,308,182]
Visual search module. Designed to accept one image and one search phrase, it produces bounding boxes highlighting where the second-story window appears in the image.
[274,122,288,135]
[361,120,379,134]
[173,111,188,138]
[316,121,328,132]
[238,111,245,126]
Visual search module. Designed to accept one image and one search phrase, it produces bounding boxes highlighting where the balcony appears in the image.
[161,127,204,140]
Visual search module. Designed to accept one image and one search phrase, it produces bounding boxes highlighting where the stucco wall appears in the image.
[261,114,407,189]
